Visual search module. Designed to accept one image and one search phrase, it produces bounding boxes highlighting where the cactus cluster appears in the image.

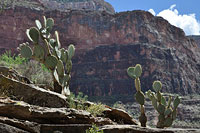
[18,16,75,96]
[146,81,180,128]
[127,64,147,127]
[127,64,180,128]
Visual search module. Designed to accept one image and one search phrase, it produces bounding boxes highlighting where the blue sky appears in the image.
[105,0,200,35]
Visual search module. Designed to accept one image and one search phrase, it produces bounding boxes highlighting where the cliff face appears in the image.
[188,35,200,47]
[0,5,200,101]
[39,0,115,14]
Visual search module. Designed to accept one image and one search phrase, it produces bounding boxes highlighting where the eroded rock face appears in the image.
[0,6,199,101]
[188,35,200,47]
[39,0,115,14]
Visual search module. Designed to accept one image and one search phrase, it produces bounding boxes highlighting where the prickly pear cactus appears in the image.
[146,81,180,128]
[127,64,147,127]
[18,16,75,96]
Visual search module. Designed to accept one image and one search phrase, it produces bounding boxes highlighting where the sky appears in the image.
[104,0,200,35]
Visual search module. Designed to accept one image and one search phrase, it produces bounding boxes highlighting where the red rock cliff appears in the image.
[0,5,199,102]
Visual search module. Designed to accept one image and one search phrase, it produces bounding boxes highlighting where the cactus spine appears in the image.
[146,81,180,128]
[127,64,147,127]
[18,16,75,96]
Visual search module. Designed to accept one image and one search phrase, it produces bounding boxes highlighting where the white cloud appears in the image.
[148,8,156,16]
[148,4,200,35]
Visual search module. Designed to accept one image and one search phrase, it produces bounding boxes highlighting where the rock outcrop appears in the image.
[0,3,200,102]
[188,35,200,47]
[39,0,115,14]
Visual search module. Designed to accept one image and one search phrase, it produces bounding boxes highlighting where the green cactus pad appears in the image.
[134,64,142,78]
[35,20,42,30]
[55,31,61,48]
[44,55,58,70]
[161,95,167,106]
[158,114,165,122]
[173,96,180,109]
[60,48,65,62]
[163,117,173,127]
[55,48,61,58]
[157,91,162,102]
[172,110,177,120]
[19,43,33,58]
[57,60,64,77]
[26,27,40,43]
[33,45,45,60]
[49,39,56,48]
[46,18,54,32]
[167,95,172,108]
[146,90,153,100]
[153,81,162,92]
[68,44,75,60]
[135,91,145,105]
[164,108,172,116]
[62,74,70,86]
[66,60,72,73]
[127,67,136,79]
[157,104,165,114]
[152,95,158,109]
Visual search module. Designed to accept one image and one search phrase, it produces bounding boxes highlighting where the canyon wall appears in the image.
[0,2,200,102]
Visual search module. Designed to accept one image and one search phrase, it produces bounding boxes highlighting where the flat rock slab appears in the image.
[40,124,91,133]
[0,74,68,108]
[0,98,114,125]
[0,122,29,133]
[0,116,40,133]
[100,125,200,133]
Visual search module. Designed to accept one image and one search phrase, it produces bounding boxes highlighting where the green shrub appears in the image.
[0,50,27,67]
[86,124,103,133]
[86,103,105,117]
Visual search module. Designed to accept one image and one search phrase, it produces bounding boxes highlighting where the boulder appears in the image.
[103,107,138,125]
[0,73,68,108]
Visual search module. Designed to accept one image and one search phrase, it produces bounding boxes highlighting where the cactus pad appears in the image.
[57,60,64,77]
[46,18,54,32]
[161,95,167,106]
[35,20,42,30]
[163,117,173,127]
[19,43,33,58]
[33,45,45,60]
[134,64,142,78]
[152,96,158,109]
[68,44,75,60]
[173,96,180,109]
[158,114,165,122]
[44,55,58,70]
[172,110,177,119]
[55,31,61,48]
[26,27,40,43]
[62,86,70,96]
[127,67,136,79]
[49,39,56,48]
[157,104,165,114]
[135,91,145,105]
[153,81,162,92]
[164,108,172,116]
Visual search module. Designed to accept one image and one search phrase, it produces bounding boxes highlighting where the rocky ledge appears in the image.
[0,67,199,133]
